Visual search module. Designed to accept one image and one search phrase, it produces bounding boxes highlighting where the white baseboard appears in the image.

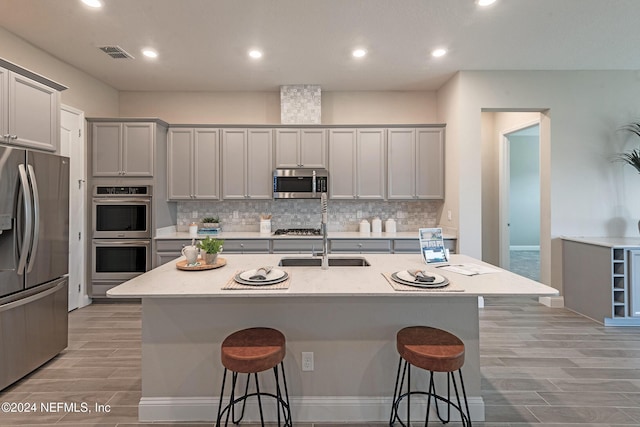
[139,395,485,423]
[509,245,540,251]
[539,296,564,308]
[478,296,485,308]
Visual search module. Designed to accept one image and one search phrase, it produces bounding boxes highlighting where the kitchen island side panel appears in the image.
[562,240,613,323]
[140,296,481,421]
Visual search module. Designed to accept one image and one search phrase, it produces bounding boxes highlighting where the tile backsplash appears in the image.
[177,199,441,232]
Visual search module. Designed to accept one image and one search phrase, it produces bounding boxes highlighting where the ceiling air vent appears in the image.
[98,45,134,59]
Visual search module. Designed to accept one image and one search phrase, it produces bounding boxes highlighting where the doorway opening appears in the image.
[504,124,540,280]
[481,110,550,285]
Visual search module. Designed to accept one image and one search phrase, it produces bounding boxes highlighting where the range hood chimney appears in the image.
[280,85,321,124]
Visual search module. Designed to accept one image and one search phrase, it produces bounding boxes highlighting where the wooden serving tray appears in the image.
[176,257,227,271]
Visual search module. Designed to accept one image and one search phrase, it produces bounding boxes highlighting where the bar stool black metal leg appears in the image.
[280,361,292,426]
[232,373,251,424]
[406,361,411,427]
[425,371,434,426]
[216,368,228,427]
[254,372,266,427]
[458,369,471,427]
[390,358,410,427]
[389,357,401,425]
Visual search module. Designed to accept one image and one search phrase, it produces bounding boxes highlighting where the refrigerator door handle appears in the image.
[16,164,33,276]
[26,164,40,273]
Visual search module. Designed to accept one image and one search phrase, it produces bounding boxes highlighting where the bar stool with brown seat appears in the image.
[390,326,472,427]
[216,327,292,427]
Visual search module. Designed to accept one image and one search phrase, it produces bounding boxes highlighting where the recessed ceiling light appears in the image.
[352,49,367,58]
[142,48,158,59]
[476,0,497,6]
[249,50,263,59]
[81,0,103,8]
[431,48,447,58]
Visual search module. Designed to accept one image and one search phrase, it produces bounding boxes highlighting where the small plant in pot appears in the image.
[200,216,220,230]
[197,236,224,265]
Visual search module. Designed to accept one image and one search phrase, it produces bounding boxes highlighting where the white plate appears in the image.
[396,270,446,284]
[234,271,289,286]
[390,272,449,289]
[239,268,286,282]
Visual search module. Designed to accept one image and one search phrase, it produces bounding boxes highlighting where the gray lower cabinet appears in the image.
[272,239,322,254]
[563,240,640,326]
[222,240,271,254]
[168,128,220,200]
[91,121,155,177]
[388,127,445,199]
[328,128,385,200]
[330,239,391,253]
[155,239,272,267]
[1,65,63,152]
[154,240,188,267]
[393,238,457,254]
[155,236,456,266]
[222,129,273,199]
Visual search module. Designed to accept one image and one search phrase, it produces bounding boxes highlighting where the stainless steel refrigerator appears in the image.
[0,145,69,390]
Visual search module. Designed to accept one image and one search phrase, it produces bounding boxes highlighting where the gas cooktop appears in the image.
[273,228,322,236]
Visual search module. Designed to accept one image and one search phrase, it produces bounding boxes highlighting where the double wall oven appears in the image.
[91,186,152,296]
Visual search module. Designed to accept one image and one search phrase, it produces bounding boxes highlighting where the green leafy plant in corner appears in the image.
[197,236,224,254]
[616,122,640,173]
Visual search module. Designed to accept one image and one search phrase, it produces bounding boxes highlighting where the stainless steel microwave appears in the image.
[273,168,328,199]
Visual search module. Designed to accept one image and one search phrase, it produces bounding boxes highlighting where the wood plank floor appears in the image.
[1,297,639,426]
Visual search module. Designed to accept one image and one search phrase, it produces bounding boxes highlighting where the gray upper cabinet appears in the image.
[222,128,273,199]
[275,128,327,168]
[329,128,385,200]
[388,127,444,199]
[92,122,155,177]
[1,67,61,152]
[168,128,219,200]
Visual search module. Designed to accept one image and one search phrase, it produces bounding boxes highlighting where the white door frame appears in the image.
[498,119,540,270]
[60,104,90,311]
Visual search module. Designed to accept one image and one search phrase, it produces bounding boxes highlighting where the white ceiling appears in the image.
[1,0,639,92]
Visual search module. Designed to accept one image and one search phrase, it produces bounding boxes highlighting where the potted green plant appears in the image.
[615,122,640,173]
[200,216,220,230]
[197,236,224,264]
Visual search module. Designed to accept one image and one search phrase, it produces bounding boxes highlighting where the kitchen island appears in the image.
[108,253,557,423]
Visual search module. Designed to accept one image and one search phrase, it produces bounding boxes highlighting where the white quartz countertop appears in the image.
[562,236,640,248]
[155,231,456,240]
[107,253,557,299]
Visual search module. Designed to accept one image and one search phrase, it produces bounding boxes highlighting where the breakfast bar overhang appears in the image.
[108,253,558,423]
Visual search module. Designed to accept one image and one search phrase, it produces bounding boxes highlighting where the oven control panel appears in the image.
[94,186,152,196]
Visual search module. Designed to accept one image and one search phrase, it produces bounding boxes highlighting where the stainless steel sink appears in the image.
[278,257,370,267]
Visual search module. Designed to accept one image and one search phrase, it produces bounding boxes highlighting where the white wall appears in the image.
[0,27,119,116]
[438,70,640,292]
[119,90,437,124]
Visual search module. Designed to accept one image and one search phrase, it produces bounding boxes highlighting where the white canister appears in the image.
[189,222,198,237]
[371,217,382,234]
[359,219,371,234]
[260,219,271,234]
[385,218,396,234]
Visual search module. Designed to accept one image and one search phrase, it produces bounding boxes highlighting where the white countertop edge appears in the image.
[561,236,640,248]
[107,253,558,299]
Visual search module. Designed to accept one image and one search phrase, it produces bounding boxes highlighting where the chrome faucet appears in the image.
[320,192,329,269]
